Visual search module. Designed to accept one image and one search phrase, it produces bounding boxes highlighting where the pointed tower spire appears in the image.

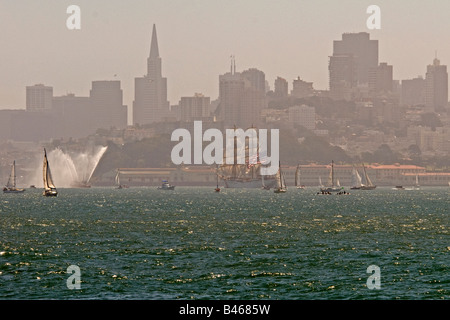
[149,24,160,59]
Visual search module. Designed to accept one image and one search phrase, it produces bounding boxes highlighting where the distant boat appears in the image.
[115,170,128,189]
[218,126,277,189]
[295,164,305,189]
[320,160,342,193]
[43,149,58,197]
[413,174,420,190]
[274,162,287,193]
[158,180,175,190]
[350,165,363,190]
[393,185,405,190]
[3,161,25,193]
[360,163,376,190]
[215,165,220,192]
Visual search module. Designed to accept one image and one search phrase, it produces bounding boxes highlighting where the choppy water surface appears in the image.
[0,187,448,299]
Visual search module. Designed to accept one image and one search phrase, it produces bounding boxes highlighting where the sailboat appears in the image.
[3,161,25,193]
[360,163,376,190]
[350,166,363,190]
[217,126,277,189]
[43,149,58,197]
[215,165,220,192]
[261,174,270,190]
[115,170,128,189]
[319,176,324,188]
[274,162,287,193]
[405,173,420,191]
[295,164,305,189]
[320,160,342,193]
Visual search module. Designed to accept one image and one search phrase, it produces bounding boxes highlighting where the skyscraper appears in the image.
[217,62,267,128]
[425,57,448,112]
[328,54,356,100]
[291,77,314,98]
[274,77,288,98]
[90,80,127,130]
[369,62,393,96]
[26,84,53,112]
[401,77,425,106]
[179,93,211,122]
[332,32,378,85]
[133,24,170,125]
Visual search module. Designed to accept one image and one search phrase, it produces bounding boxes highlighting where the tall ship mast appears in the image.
[320,160,342,192]
[217,126,277,189]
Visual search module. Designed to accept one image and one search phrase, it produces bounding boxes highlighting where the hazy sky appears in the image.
[1,0,450,112]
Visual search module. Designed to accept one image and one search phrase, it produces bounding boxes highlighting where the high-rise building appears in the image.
[332,32,378,85]
[241,68,266,93]
[328,54,356,100]
[133,24,170,125]
[179,93,211,122]
[52,93,91,138]
[401,77,425,106]
[291,77,314,98]
[218,63,267,128]
[274,77,288,97]
[26,84,53,112]
[425,57,448,112]
[90,80,127,130]
[369,62,393,96]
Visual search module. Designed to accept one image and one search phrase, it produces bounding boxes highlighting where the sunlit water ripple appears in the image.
[0,187,448,299]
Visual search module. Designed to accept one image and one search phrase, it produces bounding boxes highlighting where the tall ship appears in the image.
[3,161,25,193]
[218,162,277,189]
[43,148,58,197]
[320,160,342,193]
[217,127,277,189]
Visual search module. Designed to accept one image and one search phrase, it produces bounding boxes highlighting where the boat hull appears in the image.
[43,190,58,197]
[158,186,175,190]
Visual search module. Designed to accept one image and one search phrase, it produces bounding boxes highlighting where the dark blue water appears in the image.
[0,187,448,299]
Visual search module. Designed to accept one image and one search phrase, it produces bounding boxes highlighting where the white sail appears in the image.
[361,164,373,186]
[6,161,16,188]
[274,161,287,193]
[351,166,363,188]
[115,170,120,186]
[43,149,56,191]
[295,165,300,187]
[326,161,337,187]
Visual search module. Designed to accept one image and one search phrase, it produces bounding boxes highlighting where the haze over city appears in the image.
[2,0,450,113]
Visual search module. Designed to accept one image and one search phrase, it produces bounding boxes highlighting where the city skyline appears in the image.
[2,0,450,116]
